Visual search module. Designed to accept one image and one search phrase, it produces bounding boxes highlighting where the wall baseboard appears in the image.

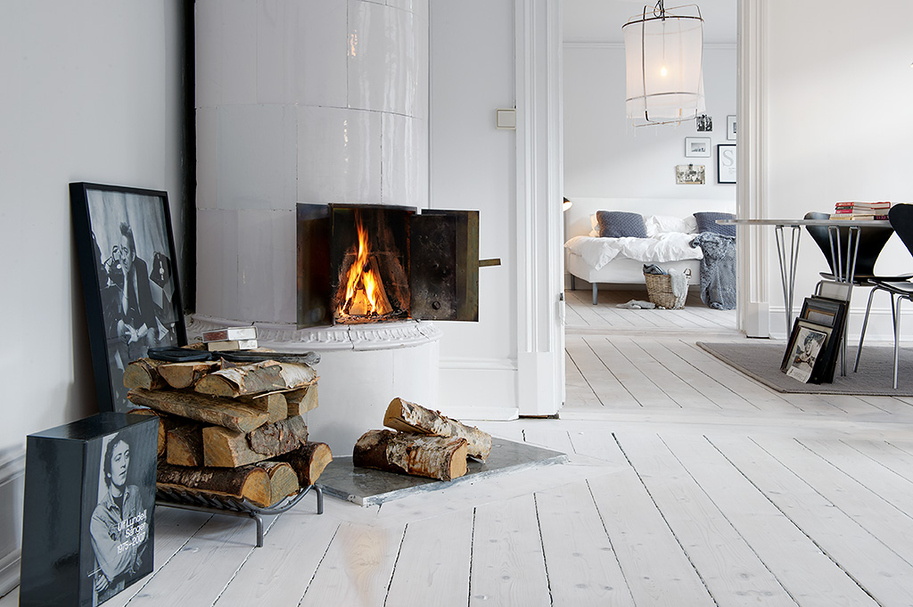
[0,449,25,598]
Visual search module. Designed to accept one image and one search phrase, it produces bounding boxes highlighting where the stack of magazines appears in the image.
[831,201,891,220]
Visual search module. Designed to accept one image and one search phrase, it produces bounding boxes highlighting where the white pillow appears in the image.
[645,214,698,237]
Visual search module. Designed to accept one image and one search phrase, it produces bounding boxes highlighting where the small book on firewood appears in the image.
[207,338,259,352]
[203,326,258,342]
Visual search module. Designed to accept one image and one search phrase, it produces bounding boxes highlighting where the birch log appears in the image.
[157,361,221,389]
[195,361,318,398]
[255,461,300,505]
[284,385,318,417]
[353,430,468,481]
[383,398,492,461]
[278,442,333,487]
[123,358,168,391]
[127,388,268,433]
[157,463,272,507]
[166,423,205,467]
[202,416,309,467]
[239,392,288,423]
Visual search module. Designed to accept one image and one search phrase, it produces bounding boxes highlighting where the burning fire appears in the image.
[339,214,393,318]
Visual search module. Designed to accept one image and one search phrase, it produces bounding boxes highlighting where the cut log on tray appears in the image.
[166,423,204,467]
[203,416,309,468]
[127,388,268,433]
[157,360,221,389]
[353,430,468,481]
[278,442,333,487]
[239,392,288,423]
[123,358,168,391]
[383,398,492,461]
[255,461,300,504]
[195,361,318,398]
[284,385,318,417]
[157,463,272,508]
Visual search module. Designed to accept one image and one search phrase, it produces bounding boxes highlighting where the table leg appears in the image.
[775,225,802,332]
[827,226,861,376]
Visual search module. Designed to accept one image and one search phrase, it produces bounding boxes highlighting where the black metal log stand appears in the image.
[155,484,324,547]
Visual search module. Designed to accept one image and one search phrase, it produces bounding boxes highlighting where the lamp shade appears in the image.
[623,3,705,125]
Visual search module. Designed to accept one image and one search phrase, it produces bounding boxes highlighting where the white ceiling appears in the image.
[564,0,737,45]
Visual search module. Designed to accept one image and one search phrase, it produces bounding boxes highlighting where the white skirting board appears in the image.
[0,449,25,598]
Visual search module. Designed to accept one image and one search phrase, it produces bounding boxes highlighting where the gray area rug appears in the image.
[698,341,913,396]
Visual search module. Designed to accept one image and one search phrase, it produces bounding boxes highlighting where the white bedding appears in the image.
[564,232,703,271]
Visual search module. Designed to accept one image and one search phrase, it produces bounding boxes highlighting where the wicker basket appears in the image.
[644,269,689,309]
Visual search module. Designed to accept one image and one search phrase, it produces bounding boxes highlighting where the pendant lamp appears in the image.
[623,1,705,126]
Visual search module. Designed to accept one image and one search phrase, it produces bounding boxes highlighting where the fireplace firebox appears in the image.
[297,203,481,329]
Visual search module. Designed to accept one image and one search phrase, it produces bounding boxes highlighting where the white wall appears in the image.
[759,0,913,338]
[564,44,737,201]
[0,1,185,592]
[429,0,520,418]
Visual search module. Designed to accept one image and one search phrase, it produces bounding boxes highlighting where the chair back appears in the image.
[804,211,893,278]
[889,204,913,258]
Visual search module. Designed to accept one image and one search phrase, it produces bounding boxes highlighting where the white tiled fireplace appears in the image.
[193,0,434,453]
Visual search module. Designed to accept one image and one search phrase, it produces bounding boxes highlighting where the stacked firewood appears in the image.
[123,356,332,508]
[353,398,492,482]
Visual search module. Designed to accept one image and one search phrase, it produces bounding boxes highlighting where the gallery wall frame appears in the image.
[726,115,737,141]
[684,137,711,158]
[717,144,737,184]
[70,182,187,412]
[675,164,706,185]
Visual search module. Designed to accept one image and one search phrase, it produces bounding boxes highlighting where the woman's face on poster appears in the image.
[110,440,130,488]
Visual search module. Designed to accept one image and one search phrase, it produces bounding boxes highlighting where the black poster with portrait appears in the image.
[20,413,157,607]
[71,182,187,412]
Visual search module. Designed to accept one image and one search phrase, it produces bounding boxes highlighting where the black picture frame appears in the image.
[717,144,737,184]
[71,182,187,412]
[799,295,848,383]
[781,320,832,383]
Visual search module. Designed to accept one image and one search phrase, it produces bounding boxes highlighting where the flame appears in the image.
[339,214,391,317]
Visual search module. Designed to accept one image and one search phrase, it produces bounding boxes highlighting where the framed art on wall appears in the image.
[675,164,705,185]
[70,182,187,412]
[684,137,711,158]
[717,144,737,184]
[726,115,737,140]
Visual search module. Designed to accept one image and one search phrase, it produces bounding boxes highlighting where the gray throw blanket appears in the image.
[691,232,737,310]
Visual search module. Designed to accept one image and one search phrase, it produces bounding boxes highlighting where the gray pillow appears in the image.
[694,212,736,238]
[596,211,647,238]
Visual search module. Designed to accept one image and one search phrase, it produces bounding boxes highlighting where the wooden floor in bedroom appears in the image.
[7,292,913,606]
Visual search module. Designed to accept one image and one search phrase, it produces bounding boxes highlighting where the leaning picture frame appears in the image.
[70,182,187,412]
[781,320,832,384]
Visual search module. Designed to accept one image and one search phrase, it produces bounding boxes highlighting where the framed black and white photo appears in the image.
[685,137,711,158]
[726,115,737,141]
[781,320,832,383]
[696,114,712,132]
[71,182,186,412]
[675,164,706,185]
[717,144,737,184]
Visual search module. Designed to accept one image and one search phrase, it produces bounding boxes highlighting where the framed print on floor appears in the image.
[71,182,187,412]
[781,320,832,383]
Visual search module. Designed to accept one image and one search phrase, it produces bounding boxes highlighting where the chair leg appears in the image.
[894,297,903,390]
[854,287,879,372]
[592,283,598,306]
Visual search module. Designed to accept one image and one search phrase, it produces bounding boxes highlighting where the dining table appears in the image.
[718,217,892,376]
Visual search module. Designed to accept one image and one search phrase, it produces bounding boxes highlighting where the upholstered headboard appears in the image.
[564,197,736,241]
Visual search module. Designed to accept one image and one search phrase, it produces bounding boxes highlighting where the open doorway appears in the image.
[561,0,738,334]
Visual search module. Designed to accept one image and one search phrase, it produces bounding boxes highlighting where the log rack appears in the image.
[155,483,324,547]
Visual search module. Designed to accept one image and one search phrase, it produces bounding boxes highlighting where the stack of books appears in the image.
[831,201,891,220]
[202,326,258,351]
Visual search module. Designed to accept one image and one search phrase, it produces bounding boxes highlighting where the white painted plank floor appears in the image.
[7,289,913,606]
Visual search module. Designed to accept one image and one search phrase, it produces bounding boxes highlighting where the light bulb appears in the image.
[660,65,668,77]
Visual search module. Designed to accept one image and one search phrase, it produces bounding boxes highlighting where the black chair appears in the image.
[804,211,896,375]
[803,212,894,285]
[855,204,913,388]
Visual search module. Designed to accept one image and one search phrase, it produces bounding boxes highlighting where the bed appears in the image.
[563,198,736,305]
